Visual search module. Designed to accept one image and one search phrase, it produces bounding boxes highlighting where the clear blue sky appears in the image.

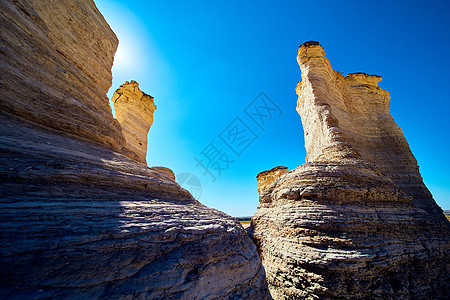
[95,0,450,216]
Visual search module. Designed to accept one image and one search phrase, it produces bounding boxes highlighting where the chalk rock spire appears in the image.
[250,41,450,299]
[296,41,439,213]
[112,80,156,164]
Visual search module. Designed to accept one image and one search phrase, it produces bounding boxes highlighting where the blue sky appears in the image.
[95,0,450,216]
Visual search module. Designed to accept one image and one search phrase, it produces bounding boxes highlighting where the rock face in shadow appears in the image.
[112,80,156,164]
[0,0,270,298]
[250,41,450,299]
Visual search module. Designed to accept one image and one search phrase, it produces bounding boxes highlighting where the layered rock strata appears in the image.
[0,0,125,152]
[257,166,289,200]
[150,166,176,181]
[0,1,270,298]
[112,80,156,164]
[250,41,450,299]
[296,41,440,214]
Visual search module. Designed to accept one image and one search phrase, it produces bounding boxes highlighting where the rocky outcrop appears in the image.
[0,0,125,152]
[0,1,270,298]
[295,41,439,214]
[112,80,156,164]
[250,41,450,299]
[150,166,176,181]
[257,166,289,200]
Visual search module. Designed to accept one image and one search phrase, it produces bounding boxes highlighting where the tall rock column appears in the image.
[250,41,450,299]
[296,41,438,214]
[112,80,156,164]
[0,1,270,298]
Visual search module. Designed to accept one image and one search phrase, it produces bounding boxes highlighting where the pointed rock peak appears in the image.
[250,42,449,299]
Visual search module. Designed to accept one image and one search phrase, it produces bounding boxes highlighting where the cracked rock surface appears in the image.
[250,41,450,299]
[0,0,270,298]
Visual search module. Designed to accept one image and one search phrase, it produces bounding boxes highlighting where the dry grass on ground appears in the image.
[239,221,251,229]
[444,211,450,221]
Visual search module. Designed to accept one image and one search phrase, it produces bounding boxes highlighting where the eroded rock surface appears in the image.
[296,41,439,214]
[112,80,156,164]
[250,41,450,299]
[257,166,289,200]
[0,0,125,152]
[0,0,270,298]
[150,166,176,181]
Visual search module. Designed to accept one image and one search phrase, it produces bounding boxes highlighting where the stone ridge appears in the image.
[250,42,450,299]
[346,71,381,77]
[112,80,156,164]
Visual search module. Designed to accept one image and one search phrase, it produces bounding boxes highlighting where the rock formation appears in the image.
[0,0,124,152]
[0,0,269,298]
[150,166,176,181]
[112,80,156,164]
[250,41,450,299]
[256,166,289,199]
